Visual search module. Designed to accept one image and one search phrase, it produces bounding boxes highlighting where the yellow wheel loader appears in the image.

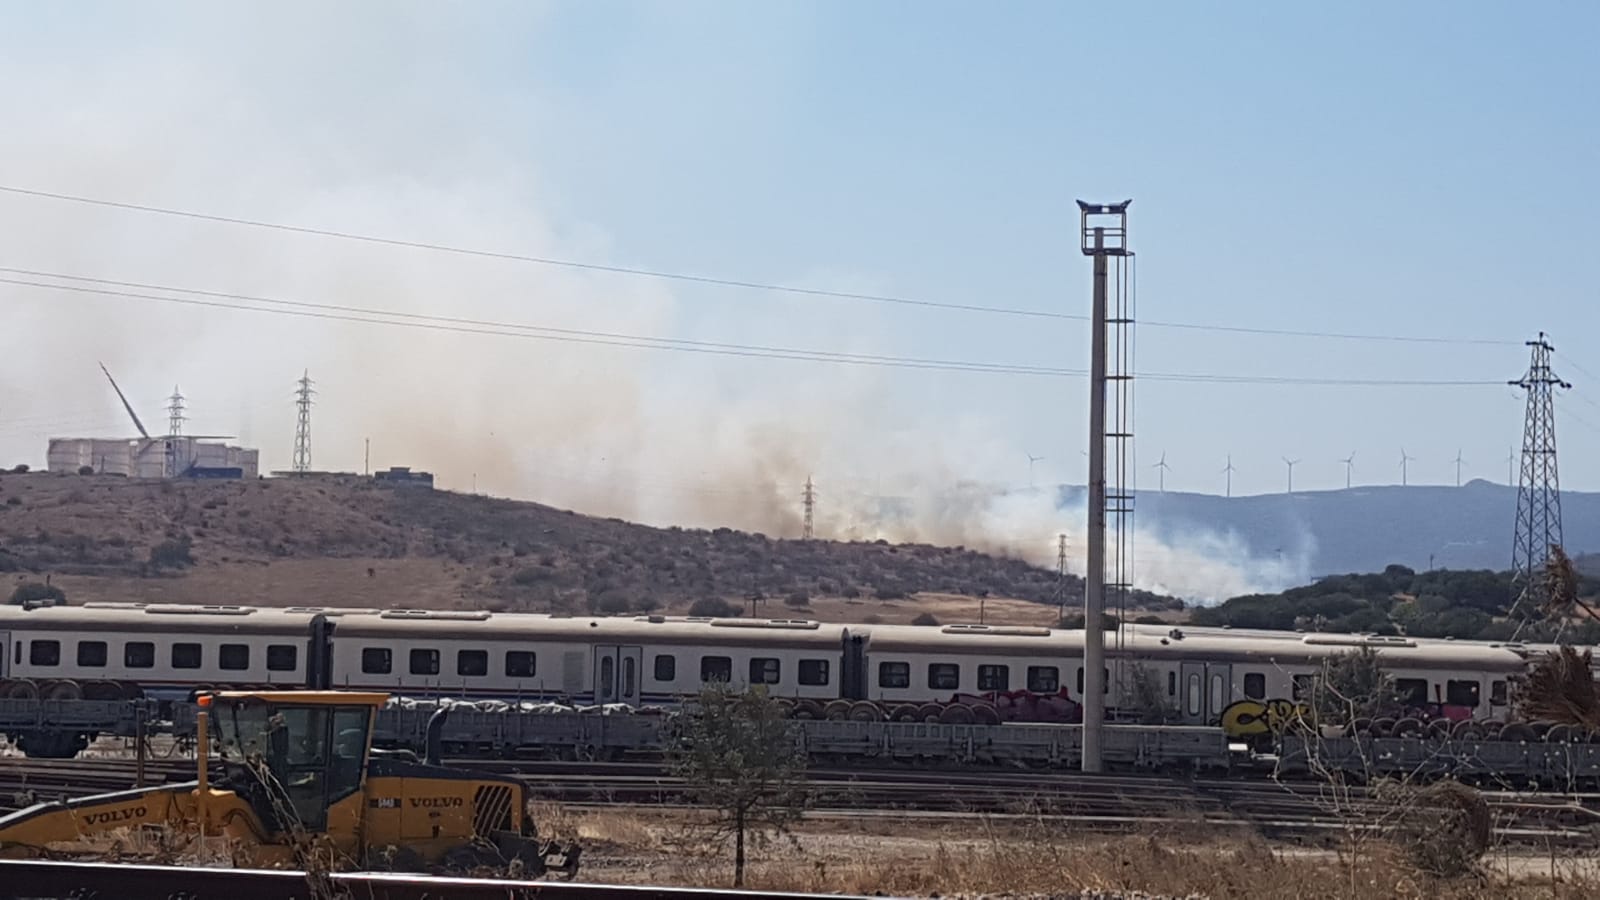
[0,691,579,877]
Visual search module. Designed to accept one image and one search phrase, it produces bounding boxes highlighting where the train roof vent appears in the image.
[144,604,257,616]
[379,609,492,621]
[710,618,820,630]
[636,615,668,624]
[1301,634,1416,648]
[941,624,1051,637]
[81,602,149,610]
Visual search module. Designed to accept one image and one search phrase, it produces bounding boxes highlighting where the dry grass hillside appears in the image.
[0,472,1179,623]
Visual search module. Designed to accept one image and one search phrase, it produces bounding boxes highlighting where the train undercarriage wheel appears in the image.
[821,700,852,721]
[791,699,824,720]
[1,680,40,701]
[39,680,82,702]
[847,701,883,722]
[916,703,944,723]
[938,705,975,725]
[888,704,921,722]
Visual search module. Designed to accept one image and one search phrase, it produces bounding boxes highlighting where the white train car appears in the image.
[0,602,1539,729]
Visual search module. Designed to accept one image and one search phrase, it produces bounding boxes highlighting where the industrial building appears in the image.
[47,436,260,479]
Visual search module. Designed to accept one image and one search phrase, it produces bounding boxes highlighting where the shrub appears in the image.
[689,597,740,618]
[910,612,940,626]
[10,464,28,474]
[873,585,905,600]
[9,582,64,605]
[841,586,861,599]
[148,537,195,571]
[783,591,810,608]
[4,496,20,507]
[76,466,95,476]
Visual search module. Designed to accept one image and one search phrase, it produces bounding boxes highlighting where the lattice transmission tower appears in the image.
[292,370,315,474]
[801,476,816,540]
[1508,333,1569,631]
[166,386,186,437]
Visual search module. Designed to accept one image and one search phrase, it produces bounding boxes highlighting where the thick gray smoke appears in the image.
[0,6,1289,604]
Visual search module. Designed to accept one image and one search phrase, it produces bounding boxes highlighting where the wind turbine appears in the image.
[1282,457,1300,494]
[1222,455,1237,498]
[1400,447,1416,487]
[1506,446,1515,485]
[1026,452,1045,490]
[1339,451,1356,489]
[1152,451,1170,493]
[1454,449,1465,487]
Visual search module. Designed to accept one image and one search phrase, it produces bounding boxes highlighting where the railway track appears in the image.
[1,758,1595,846]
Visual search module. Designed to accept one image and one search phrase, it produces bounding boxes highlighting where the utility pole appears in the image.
[1509,333,1570,632]
[1222,455,1236,498]
[801,476,816,540]
[1340,452,1355,489]
[364,438,370,476]
[1282,457,1299,494]
[1055,532,1069,621]
[1076,198,1130,775]
[292,370,314,475]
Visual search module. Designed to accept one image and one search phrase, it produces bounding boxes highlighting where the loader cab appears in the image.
[204,691,387,833]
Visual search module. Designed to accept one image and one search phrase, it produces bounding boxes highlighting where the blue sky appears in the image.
[0,1,1596,519]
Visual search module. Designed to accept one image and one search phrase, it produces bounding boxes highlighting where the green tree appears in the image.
[1310,646,1398,724]
[9,582,65,605]
[666,683,807,887]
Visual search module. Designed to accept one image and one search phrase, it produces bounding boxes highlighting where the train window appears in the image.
[1394,678,1429,707]
[1209,674,1225,713]
[978,665,1010,692]
[749,658,781,685]
[171,643,202,670]
[1446,680,1480,707]
[1027,666,1059,692]
[623,656,636,697]
[1186,673,1202,716]
[457,650,488,677]
[652,654,676,682]
[1167,671,1177,697]
[77,641,108,668]
[927,663,960,691]
[600,656,614,698]
[878,661,910,689]
[1243,673,1266,700]
[266,645,298,672]
[219,644,250,671]
[1491,680,1508,706]
[700,656,732,683]
[798,659,830,686]
[29,640,60,667]
[1075,667,1110,694]
[361,648,393,675]
[125,642,155,669]
[410,649,441,676]
[506,651,537,678]
[1291,674,1315,701]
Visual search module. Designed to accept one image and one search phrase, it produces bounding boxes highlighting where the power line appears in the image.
[0,269,1510,388]
[0,184,1521,346]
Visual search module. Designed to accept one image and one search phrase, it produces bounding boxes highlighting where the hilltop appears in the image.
[0,472,1175,624]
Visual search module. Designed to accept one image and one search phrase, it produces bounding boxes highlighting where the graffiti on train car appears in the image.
[1219,698,1311,738]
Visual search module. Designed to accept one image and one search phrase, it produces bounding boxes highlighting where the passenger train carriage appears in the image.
[0,602,1537,732]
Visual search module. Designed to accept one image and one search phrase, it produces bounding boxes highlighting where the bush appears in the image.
[910,612,940,626]
[9,582,64,605]
[689,597,740,618]
[783,591,810,608]
[10,464,28,474]
[4,496,20,507]
[148,537,195,571]
[873,585,905,600]
[76,466,95,476]
[840,585,861,599]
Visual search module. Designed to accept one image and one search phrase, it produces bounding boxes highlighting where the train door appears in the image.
[593,645,643,705]
[1178,661,1232,725]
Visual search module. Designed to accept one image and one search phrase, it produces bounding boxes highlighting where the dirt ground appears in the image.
[538,806,1600,899]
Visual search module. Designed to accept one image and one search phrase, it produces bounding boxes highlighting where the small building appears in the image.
[373,466,434,489]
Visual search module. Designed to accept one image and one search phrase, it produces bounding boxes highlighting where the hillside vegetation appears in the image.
[1193,563,1600,642]
[0,472,1173,618]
